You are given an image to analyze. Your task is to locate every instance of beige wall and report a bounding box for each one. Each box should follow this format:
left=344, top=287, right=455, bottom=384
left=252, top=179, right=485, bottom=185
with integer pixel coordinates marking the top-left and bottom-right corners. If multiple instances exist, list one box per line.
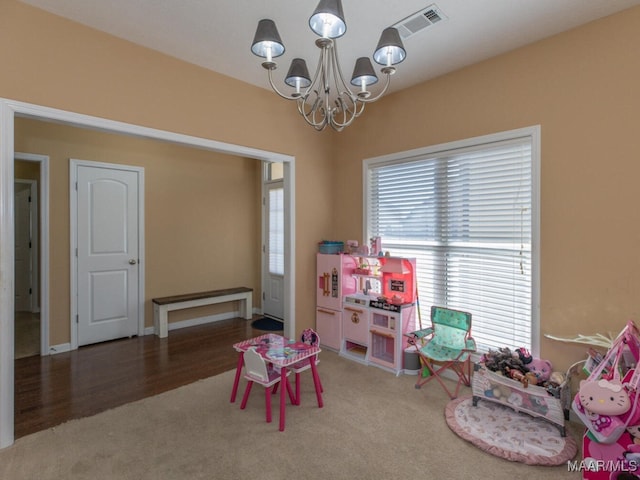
left=331, top=7, right=640, bottom=371
left=15, top=118, right=263, bottom=345
left=1, top=0, right=335, bottom=341
left=14, top=160, right=39, bottom=181
left=3, top=1, right=640, bottom=370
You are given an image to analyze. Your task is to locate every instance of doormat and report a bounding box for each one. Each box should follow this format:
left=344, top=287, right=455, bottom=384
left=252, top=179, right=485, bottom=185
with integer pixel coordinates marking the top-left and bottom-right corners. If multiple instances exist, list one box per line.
left=251, top=317, right=283, bottom=331
left=444, top=396, right=578, bottom=466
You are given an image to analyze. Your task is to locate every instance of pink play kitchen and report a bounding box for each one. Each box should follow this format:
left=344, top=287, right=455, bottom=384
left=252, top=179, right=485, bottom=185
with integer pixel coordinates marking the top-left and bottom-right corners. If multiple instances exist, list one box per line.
left=315, top=240, right=417, bottom=375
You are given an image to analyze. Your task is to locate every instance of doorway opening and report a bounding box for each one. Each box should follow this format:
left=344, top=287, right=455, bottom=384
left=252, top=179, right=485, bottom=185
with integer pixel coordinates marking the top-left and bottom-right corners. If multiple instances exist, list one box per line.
left=14, top=153, right=50, bottom=360
left=0, top=99, right=296, bottom=449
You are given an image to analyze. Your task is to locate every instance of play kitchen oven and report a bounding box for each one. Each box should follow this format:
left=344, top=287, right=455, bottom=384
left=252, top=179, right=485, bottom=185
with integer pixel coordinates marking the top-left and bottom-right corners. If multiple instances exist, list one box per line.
left=368, top=299, right=416, bottom=375
left=341, top=295, right=370, bottom=363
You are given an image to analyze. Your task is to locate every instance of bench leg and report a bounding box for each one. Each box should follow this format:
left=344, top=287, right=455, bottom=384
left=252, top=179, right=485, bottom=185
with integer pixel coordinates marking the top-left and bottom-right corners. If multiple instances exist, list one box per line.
left=153, top=304, right=169, bottom=338
left=242, top=292, right=253, bottom=320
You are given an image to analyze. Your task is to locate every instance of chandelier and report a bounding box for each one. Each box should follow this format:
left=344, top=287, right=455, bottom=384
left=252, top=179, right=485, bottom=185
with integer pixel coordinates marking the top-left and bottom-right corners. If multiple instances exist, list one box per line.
left=251, top=0, right=406, bottom=132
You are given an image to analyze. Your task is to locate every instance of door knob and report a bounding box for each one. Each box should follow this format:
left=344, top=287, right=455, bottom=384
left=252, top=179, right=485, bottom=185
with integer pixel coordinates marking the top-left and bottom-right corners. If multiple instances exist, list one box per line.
left=129, top=259, right=137, bottom=265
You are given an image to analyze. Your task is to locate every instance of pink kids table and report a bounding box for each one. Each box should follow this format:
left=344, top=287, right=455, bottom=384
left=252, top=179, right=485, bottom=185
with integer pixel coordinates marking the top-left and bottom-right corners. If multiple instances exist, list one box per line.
left=230, top=333, right=323, bottom=431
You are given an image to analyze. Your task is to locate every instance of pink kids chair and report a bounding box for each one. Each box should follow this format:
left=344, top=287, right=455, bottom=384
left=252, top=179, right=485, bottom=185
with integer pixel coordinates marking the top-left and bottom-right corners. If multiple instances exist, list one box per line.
left=287, top=328, right=323, bottom=406
left=239, top=347, right=291, bottom=423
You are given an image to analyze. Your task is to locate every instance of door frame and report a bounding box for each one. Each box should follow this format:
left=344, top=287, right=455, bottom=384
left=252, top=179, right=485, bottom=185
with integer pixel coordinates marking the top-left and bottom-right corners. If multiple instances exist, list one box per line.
left=0, top=98, right=296, bottom=449
left=70, top=159, right=145, bottom=350
left=14, top=153, right=50, bottom=358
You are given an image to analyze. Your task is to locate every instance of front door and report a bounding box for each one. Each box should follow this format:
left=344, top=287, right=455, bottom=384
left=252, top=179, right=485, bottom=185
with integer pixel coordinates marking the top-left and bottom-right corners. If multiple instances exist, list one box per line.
left=263, top=179, right=285, bottom=320
left=74, top=161, right=142, bottom=346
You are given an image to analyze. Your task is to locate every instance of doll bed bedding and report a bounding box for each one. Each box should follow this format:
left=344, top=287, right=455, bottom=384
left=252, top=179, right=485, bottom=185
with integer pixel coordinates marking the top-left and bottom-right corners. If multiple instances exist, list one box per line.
left=472, top=363, right=570, bottom=436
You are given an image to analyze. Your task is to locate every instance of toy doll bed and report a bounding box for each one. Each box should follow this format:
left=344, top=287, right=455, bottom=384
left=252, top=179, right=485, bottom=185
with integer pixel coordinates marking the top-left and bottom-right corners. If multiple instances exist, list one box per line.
left=471, top=363, right=570, bottom=436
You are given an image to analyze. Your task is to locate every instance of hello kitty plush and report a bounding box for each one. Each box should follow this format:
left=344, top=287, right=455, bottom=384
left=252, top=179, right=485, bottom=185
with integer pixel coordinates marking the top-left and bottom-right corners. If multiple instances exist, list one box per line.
left=573, top=378, right=632, bottom=443
left=579, top=379, right=631, bottom=416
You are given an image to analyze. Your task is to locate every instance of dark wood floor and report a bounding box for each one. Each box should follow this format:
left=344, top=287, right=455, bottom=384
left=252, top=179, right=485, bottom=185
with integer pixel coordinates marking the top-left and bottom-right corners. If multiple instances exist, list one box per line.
left=14, top=317, right=280, bottom=439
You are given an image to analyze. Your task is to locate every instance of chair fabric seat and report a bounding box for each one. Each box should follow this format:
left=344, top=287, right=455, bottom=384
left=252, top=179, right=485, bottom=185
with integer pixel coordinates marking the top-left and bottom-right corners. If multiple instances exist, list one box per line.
left=421, top=341, right=470, bottom=363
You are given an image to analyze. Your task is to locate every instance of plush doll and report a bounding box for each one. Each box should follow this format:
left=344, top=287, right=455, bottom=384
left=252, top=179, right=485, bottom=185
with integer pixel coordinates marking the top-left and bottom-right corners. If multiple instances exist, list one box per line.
left=482, top=347, right=529, bottom=377
left=527, top=358, right=553, bottom=383
left=548, top=371, right=566, bottom=388
left=515, top=347, right=532, bottom=365
left=509, top=368, right=538, bottom=387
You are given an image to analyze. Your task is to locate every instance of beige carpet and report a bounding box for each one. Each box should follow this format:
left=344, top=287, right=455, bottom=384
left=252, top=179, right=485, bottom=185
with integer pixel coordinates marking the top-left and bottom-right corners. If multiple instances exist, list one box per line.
left=0, top=351, right=581, bottom=479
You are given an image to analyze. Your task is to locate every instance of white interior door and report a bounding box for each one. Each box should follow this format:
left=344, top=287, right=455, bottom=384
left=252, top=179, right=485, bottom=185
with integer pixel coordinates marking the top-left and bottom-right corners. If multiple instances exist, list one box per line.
left=75, top=162, right=141, bottom=346
left=14, top=182, right=33, bottom=312
left=263, top=180, right=284, bottom=320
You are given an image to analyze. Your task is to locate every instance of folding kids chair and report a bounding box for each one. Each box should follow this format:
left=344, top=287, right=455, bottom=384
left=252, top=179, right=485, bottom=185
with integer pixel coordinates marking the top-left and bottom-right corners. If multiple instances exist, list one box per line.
left=239, top=347, right=293, bottom=423
left=407, top=306, right=476, bottom=399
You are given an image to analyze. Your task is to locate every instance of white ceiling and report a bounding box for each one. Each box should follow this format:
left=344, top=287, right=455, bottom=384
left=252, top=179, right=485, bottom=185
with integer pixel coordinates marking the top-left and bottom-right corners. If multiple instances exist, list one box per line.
left=20, top=0, right=640, bottom=95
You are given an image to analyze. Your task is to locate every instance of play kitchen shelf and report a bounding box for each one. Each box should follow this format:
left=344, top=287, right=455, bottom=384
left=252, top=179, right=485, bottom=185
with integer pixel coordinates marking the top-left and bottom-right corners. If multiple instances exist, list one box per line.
left=315, top=252, right=417, bottom=375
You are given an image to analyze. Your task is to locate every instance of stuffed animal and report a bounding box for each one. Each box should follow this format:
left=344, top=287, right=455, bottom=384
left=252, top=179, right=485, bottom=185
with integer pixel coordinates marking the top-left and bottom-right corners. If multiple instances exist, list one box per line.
left=515, top=347, right=532, bottom=365
left=527, top=358, right=553, bottom=383
left=578, top=378, right=631, bottom=416
left=548, top=371, right=566, bottom=387
left=482, top=347, right=529, bottom=377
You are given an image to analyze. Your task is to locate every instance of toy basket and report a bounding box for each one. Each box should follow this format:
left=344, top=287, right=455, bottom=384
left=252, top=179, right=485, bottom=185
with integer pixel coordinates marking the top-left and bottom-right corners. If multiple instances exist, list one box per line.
left=472, top=363, right=570, bottom=436
left=318, top=241, right=344, bottom=254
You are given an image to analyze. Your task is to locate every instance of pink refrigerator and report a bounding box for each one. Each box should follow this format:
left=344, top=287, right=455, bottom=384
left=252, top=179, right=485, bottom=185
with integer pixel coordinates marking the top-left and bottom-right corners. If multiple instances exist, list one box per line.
left=315, top=253, right=357, bottom=351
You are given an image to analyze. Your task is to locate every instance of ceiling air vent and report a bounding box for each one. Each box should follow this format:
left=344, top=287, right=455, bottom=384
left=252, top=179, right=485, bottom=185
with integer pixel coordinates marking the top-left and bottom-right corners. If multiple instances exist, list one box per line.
left=392, top=4, right=447, bottom=40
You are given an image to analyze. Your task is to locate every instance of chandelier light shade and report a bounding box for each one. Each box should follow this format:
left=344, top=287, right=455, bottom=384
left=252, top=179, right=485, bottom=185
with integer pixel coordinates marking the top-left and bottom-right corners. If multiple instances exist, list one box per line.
left=285, top=58, right=312, bottom=93
left=251, top=19, right=285, bottom=63
left=350, top=57, right=378, bottom=88
left=373, top=27, right=407, bottom=66
left=309, top=0, right=346, bottom=39
left=251, top=0, right=406, bottom=131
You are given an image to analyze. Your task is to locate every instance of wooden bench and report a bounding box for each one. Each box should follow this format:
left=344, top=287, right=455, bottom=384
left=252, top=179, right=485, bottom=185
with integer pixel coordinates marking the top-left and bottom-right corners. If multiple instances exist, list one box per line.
left=152, top=287, right=253, bottom=338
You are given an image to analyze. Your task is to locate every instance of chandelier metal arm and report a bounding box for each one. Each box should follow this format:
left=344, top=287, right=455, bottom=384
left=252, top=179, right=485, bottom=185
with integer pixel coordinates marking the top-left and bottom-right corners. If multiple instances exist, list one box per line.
left=265, top=68, right=300, bottom=101
left=293, top=44, right=336, bottom=131
left=329, top=40, right=356, bottom=101
left=298, top=93, right=328, bottom=131
left=356, top=71, right=393, bottom=103
left=251, top=2, right=406, bottom=131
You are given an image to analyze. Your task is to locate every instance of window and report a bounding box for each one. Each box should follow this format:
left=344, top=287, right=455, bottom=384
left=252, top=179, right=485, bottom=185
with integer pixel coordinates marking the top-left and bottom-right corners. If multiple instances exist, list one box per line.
left=264, top=162, right=285, bottom=276
left=365, top=127, right=539, bottom=353
left=268, top=185, right=284, bottom=276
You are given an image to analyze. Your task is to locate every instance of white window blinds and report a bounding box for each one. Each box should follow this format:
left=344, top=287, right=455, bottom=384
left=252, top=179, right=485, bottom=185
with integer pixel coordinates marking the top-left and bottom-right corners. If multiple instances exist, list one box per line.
left=366, top=133, right=536, bottom=352
left=268, top=186, right=284, bottom=275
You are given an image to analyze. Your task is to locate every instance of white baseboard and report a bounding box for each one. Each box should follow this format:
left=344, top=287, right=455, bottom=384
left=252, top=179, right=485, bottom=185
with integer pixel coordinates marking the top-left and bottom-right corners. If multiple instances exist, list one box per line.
left=48, top=343, right=72, bottom=355
left=143, top=309, right=254, bottom=336
left=49, top=310, right=255, bottom=354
